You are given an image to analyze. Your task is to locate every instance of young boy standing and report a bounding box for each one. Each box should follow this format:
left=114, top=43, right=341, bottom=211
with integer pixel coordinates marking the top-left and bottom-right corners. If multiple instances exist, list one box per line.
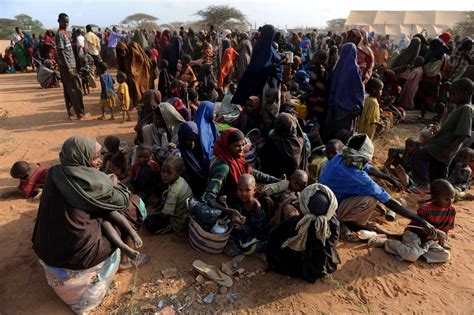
left=97, top=61, right=116, bottom=120
left=358, top=78, right=384, bottom=140
left=116, top=71, right=131, bottom=123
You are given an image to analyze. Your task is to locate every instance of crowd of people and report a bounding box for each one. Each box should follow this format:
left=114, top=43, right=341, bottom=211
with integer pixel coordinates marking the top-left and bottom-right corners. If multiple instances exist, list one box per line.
left=2, top=12, right=474, bottom=313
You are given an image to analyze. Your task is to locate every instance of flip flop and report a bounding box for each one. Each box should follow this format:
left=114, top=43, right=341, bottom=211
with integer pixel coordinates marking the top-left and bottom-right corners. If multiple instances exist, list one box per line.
left=192, top=260, right=233, bottom=288
left=367, top=235, right=388, bottom=248
left=340, top=224, right=360, bottom=243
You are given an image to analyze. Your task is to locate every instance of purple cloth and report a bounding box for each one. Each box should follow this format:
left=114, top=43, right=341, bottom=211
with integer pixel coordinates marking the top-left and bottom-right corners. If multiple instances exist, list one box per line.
left=107, top=31, right=125, bottom=48
left=328, top=42, right=365, bottom=120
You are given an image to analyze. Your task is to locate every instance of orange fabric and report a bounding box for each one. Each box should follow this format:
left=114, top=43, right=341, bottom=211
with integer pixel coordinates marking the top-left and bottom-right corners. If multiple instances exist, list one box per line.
left=218, top=47, right=239, bottom=87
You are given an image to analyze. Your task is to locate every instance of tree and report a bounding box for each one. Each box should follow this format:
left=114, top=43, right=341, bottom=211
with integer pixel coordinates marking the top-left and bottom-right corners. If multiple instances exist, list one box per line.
left=453, top=11, right=474, bottom=38
left=0, top=18, right=17, bottom=39
left=326, top=18, right=346, bottom=33
left=121, top=13, right=159, bottom=30
left=15, top=14, right=44, bottom=32
left=195, top=5, right=248, bottom=31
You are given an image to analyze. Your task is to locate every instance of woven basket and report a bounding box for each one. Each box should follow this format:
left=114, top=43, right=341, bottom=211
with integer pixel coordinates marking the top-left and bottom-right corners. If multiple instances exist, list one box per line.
left=188, top=216, right=232, bottom=254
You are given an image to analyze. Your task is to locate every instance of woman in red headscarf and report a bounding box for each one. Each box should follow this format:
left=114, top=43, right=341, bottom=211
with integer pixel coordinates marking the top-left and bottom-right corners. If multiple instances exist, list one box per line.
left=202, top=128, right=279, bottom=219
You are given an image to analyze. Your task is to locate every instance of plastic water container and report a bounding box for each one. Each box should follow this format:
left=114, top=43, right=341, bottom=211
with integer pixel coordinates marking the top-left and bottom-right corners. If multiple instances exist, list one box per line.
left=355, top=230, right=378, bottom=240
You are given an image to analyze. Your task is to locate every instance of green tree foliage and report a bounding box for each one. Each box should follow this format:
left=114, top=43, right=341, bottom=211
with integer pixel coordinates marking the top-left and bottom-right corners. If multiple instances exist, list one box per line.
left=195, top=5, right=248, bottom=31
left=453, top=11, right=474, bottom=38
left=0, top=18, right=18, bottom=39
left=121, top=13, right=159, bottom=30
left=14, top=14, right=44, bottom=34
left=326, top=18, right=346, bottom=33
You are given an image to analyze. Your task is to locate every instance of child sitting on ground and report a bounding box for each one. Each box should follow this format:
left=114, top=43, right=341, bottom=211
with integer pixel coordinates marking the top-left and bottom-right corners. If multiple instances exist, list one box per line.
left=116, top=71, right=131, bottom=123
left=228, top=174, right=267, bottom=254
left=358, top=78, right=384, bottom=140
left=383, top=179, right=455, bottom=263
left=144, top=156, right=193, bottom=234
left=203, top=80, right=219, bottom=102
left=105, top=151, right=129, bottom=182
left=309, top=139, right=344, bottom=181
left=4, top=161, right=49, bottom=199
left=448, top=147, right=473, bottom=199
left=167, top=80, right=191, bottom=121
left=384, top=137, right=420, bottom=189
left=260, top=170, right=309, bottom=226
left=98, top=61, right=116, bottom=120
left=127, top=144, right=160, bottom=202
left=176, top=54, right=197, bottom=88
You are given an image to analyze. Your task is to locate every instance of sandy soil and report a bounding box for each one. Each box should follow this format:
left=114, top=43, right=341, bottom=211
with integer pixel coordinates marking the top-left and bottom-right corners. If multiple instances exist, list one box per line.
left=0, top=72, right=473, bottom=314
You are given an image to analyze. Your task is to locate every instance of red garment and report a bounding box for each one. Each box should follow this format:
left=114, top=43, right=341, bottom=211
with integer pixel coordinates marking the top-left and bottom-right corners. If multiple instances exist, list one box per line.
left=151, top=48, right=159, bottom=62
left=439, top=32, right=451, bottom=46
left=407, top=202, right=456, bottom=240
left=19, top=164, right=48, bottom=198
left=213, top=128, right=252, bottom=185
left=218, top=47, right=238, bottom=87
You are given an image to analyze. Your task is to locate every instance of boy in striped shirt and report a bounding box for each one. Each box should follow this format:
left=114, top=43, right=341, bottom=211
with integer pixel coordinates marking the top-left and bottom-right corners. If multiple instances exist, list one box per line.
left=384, top=179, right=455, bottom=263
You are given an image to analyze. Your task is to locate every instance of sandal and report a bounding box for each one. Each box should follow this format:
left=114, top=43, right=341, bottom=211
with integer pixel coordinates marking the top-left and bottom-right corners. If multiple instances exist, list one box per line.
left=192, top=260, right=233, bottom=288
left=340, top=224, right=360, bottom=242
left=119, top=254, right=150, bottom=271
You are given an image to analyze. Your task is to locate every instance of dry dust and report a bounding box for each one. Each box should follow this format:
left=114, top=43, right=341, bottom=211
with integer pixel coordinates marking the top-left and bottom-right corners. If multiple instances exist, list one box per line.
left=0, top=72, right=472, bottom=314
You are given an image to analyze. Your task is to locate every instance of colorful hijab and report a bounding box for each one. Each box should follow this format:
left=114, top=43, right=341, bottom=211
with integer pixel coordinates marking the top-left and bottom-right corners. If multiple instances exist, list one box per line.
left=328, top=42, right=364, bottom=118
left=195, top=101, right=219, bottom=159
left=177, top=121, right=209, bottom=180
left=51, top=136, right=130, bottom=211
left=213, top=128, right=252, bottom=185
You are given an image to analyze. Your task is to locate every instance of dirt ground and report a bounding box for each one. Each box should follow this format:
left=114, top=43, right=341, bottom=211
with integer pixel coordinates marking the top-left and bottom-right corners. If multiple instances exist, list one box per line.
left=0, top=71, right=473, bottom=314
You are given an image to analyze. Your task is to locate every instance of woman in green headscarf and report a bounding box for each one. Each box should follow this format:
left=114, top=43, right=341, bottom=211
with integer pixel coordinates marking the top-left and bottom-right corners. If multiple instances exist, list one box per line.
left=32, top=136, right=145, bottom=314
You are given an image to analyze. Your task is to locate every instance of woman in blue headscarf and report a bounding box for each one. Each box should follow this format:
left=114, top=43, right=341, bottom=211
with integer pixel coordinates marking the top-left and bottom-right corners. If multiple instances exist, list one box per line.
left=325, top=42, right=365, bottom=140
left=232, top=24, right=282, bottom=105
left=177, top=121, right=209, bottom=198
left=194, top=101, right=219, bottom=159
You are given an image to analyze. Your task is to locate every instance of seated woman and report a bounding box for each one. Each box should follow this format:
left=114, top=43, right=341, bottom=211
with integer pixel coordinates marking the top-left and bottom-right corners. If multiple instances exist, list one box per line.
left=194, top=101, right=219, bottom=160
left=142, top=102, right=185, bottom=163
left=134, top=89, right=162, bottom=143
left=37, top=59, right=60, bottom=89
left=234, top=96, right=262, bottom=134
left=319, top=134, right=437, bottom=241
left=32, top=136, right=146, bottom=314
left=265, top=183, right=340, bottom=283
left=261, top=113, right=309, bottom=178
left=202, top=128, right=279, bottom=223
left=177, top=121, right=209, bottom=199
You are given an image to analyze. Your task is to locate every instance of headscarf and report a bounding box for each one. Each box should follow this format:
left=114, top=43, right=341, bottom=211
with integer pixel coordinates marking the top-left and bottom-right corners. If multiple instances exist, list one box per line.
left=232, top=24, right=282, bottom=105
left=160, top=29, right=171, bottom=49
left=50, top=136, right=130, bottom=212
left=142, top=89, right=162, bottom=110
left=116, top=41, right=152, bottom=103
left=328, top=42, right=364, bottom=118
left=219, top=43, right=239, bottom=87
left=413, top=33, right=429, bottom=57
left=383, top=69, right=400, bottom=98
left=439, top=32, right=452, bottom=46
left=213, top=128, right=252, bottom=185
left=177, top=121, right=209, bottom=180
left=270, top=113, right=307, bottom=171
left=164, top=36, right=183, bottom=75
left=342, top=134, right=374, bottom=170
left=390, top=37, right=421, bottom=75
left=195, top=101, right=219, bottom=159
left=157, top=102, right=185, bottom=142
left=281, top=183, right=338, bottom=251
left=424, top=38, right=448, bottom=64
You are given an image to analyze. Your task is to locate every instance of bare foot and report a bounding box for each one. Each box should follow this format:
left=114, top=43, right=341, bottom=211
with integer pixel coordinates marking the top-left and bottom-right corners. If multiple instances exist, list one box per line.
left=119, top=254, right=150, bottom=271
left=122, top=245, right=140, bottom=260
left=130, top=230, right=143, bottom=248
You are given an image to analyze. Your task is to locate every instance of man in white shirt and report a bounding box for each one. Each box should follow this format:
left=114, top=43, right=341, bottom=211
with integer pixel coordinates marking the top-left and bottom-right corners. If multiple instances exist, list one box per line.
left=84, top=24, right=102, bottom=68
left=11, top=27, right=23, bottom=45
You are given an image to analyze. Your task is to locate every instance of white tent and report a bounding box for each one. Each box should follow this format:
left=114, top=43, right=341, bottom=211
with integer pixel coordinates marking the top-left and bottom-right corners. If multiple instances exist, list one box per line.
left=345, top=10, right=466, bottom=37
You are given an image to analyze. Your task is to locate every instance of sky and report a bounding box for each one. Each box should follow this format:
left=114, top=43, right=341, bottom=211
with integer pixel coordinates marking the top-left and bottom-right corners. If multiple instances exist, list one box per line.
left=1, top=0, right=473, bottom=29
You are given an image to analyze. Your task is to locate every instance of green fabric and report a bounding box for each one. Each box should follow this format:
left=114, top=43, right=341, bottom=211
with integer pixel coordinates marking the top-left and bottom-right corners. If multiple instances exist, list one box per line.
left=51, top=136, right=130, bottom=212
left=424, top=104, right=473, bottom=165
left=14, top=41, right=28, bottom=68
